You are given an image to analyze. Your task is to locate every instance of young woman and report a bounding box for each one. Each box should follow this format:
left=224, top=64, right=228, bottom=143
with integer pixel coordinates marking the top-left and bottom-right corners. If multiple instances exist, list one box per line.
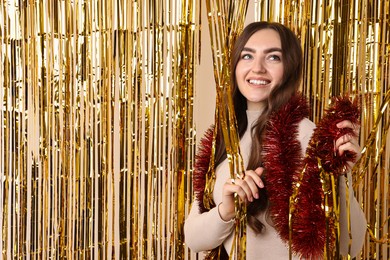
left=184, top=22, right=367, bottom=259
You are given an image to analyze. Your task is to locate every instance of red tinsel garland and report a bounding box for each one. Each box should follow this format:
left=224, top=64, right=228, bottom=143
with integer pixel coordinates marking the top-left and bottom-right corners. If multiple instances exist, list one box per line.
left=193, top=126, right=215, bottom=214
left=261, top=94, right=309, bottom=242
left=263, top=94, right=359, bottom=259
left=192, top=93, right=359, bottom=259
left=290, top=95, right=360, bottom=258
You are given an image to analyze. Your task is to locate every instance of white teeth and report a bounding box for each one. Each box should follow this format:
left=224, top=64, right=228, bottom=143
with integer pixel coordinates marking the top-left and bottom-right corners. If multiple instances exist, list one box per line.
left=248, top=79, right=269, bottom=85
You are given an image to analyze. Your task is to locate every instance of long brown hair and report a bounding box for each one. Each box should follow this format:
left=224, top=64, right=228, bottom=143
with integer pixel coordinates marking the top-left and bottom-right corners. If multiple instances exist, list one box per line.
left=214, top=21, right=303, bottom=233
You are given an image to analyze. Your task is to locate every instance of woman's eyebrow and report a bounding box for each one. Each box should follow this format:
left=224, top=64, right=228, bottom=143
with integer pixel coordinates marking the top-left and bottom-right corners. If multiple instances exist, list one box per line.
left=264, top=47, right=282, bottom=54
left=242, top=47, right=282, bottom=53
left=242, top=47, right=256, bottom=53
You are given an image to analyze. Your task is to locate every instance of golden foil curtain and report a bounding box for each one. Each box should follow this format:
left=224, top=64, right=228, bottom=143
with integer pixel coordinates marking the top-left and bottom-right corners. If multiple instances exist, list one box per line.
left=254, top=0, right=390, bottom=259
left=1, top=0, right=389, bottom=259
left=0, top=0, right=199, bottom=259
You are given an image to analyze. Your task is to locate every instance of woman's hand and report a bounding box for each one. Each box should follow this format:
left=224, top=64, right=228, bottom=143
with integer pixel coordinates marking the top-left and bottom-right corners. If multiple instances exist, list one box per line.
left=218, top=167, right=264, bottom=221
left=335, top=120, right=361, bottom=170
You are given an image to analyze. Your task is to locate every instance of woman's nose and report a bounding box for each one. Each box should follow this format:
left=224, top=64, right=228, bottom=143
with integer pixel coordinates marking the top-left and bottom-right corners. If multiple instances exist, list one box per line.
left=252, top=60, right=266, bottom=73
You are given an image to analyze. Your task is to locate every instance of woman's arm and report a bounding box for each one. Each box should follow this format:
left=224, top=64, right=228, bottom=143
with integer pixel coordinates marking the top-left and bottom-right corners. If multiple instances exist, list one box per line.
left=335, top=120, right=367, bottom=257
left=338, top=172, right=367, bottom=257
left=184, top=199, right=235, bottom=252
left=185, top=167, right=263, bottom=252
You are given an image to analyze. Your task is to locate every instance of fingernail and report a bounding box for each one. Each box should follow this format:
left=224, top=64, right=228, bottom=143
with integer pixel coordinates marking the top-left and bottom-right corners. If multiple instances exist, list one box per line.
left=254, top=193, right=259, bottom=199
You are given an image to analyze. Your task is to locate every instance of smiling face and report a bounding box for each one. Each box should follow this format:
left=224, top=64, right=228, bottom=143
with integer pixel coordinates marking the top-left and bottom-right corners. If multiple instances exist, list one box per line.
left=235, top=29, right=284, bottom=110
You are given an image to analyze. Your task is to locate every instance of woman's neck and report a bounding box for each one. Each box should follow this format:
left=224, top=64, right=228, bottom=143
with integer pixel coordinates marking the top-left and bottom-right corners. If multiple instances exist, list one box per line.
left=246, top=100, right=266, bottom=111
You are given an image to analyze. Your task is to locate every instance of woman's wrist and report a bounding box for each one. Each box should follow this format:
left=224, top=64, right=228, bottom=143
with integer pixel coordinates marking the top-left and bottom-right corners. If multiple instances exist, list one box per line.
left=218, top=202, right=235, bottom=222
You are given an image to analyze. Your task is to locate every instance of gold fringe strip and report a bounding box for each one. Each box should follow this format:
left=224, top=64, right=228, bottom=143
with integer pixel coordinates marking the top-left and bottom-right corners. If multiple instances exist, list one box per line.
left=204, top=1, right=249, bottom=259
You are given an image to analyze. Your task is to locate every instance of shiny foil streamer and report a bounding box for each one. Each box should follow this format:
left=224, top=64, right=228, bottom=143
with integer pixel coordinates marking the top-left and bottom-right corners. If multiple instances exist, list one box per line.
left=255, top=0, right=390, bottom=259
left=0, top=0, right=199, bottom=259
left=204, top=1, right=249, bottom=259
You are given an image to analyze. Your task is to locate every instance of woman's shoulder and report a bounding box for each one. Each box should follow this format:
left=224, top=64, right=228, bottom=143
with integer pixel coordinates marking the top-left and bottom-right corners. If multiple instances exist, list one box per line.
left=298, top=117, right=316, bottom=130
left=297, top=118, right=316, bottom=151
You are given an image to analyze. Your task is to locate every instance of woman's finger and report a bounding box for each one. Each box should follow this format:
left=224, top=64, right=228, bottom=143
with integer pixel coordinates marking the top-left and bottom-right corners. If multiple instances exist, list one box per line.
left=253, top=167, right=265, bottom=188
left=335, top=134, right=361, bottom=155
left=224, top=179, right=250, bottom=202
left=245, top=170, right=265, bottom=197
left=337, top=142, right=358, bottom=156
left=335, top=134, right=353, bottom=150
left=337, top=120, right=360, bottom=135
left=243, top=173, right=260, bottom=200
left=236, top=178, right=256, bottom=202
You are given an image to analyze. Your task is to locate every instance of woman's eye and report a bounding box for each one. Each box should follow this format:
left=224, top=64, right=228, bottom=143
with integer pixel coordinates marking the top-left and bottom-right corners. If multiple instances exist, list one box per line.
left=268, top=54, right=281, bottom=61
left=241, top=53, right=252, bottom=60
